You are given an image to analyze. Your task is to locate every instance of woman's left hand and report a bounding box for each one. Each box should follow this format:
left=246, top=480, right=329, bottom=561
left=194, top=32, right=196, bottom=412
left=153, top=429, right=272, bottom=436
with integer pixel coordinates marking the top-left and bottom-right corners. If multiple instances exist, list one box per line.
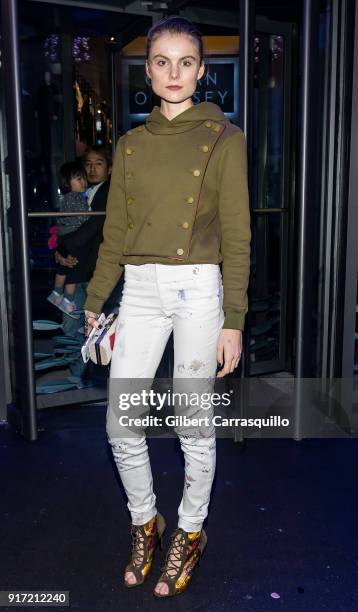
left=216, top=329, right=243, bottom=378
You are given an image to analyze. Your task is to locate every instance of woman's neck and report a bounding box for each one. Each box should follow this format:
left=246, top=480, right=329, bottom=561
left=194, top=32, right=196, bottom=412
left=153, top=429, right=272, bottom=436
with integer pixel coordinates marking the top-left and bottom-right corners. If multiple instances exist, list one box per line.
left=159, top=98, right=194, bottom=121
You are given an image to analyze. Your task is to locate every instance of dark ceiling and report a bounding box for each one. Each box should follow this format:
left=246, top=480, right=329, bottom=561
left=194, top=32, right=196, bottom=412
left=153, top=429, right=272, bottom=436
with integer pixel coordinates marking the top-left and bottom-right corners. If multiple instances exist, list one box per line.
left=17, top=0, right=328, bottom=39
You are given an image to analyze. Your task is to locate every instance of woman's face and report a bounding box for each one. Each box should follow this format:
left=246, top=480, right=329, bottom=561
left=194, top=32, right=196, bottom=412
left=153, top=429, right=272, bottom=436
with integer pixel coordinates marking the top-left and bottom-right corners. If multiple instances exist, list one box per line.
left=146, top=32, right=205, bottom=105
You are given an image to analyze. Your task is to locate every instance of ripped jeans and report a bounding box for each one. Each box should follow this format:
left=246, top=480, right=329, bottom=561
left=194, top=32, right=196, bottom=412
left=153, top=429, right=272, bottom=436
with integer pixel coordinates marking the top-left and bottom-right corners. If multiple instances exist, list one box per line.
left=107, top=263, right=225, bottom=532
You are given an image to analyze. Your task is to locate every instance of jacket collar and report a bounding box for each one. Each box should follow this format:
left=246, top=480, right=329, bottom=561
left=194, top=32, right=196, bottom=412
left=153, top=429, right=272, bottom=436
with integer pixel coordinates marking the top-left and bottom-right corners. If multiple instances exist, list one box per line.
left=145, top=101, right=227, bottom=135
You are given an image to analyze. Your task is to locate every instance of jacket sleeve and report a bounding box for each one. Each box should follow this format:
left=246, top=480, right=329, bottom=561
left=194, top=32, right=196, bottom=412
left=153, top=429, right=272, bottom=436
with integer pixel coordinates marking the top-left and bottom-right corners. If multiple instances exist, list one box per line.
left=84, top=138, right=128, bottom=313
left=58, top=215, right=105, bottom=256
left=217, top=129, right=251, bottom=331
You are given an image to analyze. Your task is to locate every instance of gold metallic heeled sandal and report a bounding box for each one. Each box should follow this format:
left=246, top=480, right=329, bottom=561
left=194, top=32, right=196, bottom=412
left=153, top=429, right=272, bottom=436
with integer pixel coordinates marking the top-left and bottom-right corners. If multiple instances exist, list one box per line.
left=153, top=527, right=207, bottom=597
left=124, top=511, right=166, bottom=588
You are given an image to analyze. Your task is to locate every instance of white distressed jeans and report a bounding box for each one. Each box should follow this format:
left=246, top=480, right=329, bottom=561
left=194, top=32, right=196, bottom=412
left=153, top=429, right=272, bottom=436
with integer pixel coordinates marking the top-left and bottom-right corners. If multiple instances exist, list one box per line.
left=107, top=263, right=225, bottom=532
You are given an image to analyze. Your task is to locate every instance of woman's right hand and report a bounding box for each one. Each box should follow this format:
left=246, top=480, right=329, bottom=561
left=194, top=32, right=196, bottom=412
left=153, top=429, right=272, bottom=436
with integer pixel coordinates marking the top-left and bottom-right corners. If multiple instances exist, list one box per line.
left=84, top=310, right=101, bottom=337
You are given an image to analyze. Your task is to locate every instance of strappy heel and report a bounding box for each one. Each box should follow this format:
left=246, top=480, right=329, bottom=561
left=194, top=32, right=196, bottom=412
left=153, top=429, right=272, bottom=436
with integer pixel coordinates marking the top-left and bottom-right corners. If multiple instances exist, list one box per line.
left=124, top=511, right=166, bottom=588
left=153, top=527, right=207, bottom=597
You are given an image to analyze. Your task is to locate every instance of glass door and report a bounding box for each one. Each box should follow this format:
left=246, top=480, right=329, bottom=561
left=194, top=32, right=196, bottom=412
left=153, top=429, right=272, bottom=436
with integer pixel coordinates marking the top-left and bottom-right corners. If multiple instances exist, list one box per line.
left=0, top=25, right=13, bottom=422
left=3, top=0, right=298, bottom=437
left=16, top=1, right=151, bottom=410
left=97, top=12, right=298, bottom=379
left=248, top=16, right=297, bottom=375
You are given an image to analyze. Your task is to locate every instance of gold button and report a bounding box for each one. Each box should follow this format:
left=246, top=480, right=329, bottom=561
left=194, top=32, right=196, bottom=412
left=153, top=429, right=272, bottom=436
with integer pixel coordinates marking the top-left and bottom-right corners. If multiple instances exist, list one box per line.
left=205, top=121, right=212, bottom=128
left=201, top=145, right=209, bottom=152
left=126, top=171, right=133, bottom=179
left=126, top=147, right=133, bottom=155
left=123, top=247, right=129, bottom=254
left=213, top=124, right=221, bottom=132
left=128, top=222, right=134, bottom=229
left=186, top=196, right=194, bottom=204
left=182, top=222, right=189, bottom=229
left=127, top=197, right=134, bottom=205
left=176, top=248, right=184, bottom=256
left=193, top=169, right=201, bottom=177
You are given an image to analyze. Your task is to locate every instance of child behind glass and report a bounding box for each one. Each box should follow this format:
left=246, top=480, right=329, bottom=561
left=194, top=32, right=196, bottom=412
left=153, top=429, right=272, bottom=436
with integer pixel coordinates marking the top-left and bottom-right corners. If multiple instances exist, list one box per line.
left=47, top=161, right=90, bottom=318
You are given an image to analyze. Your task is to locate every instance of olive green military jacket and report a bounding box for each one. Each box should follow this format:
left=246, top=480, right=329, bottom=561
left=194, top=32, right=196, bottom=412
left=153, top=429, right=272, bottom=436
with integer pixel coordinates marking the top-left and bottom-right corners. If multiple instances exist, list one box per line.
left=84, top=101, right=251, bottom=330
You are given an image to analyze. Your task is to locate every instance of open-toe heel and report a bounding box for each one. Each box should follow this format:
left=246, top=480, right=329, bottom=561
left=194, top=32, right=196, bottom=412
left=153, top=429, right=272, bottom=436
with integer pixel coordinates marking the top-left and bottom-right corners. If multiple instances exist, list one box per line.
left=153, top=527, right=207, bottom=597
left=124, top=511, right=166, bottom=588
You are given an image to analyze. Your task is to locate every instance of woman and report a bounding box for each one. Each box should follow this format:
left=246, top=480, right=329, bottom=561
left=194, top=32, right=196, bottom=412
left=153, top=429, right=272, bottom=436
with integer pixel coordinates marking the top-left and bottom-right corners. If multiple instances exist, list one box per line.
left=84, top=16, right=251, bottom=598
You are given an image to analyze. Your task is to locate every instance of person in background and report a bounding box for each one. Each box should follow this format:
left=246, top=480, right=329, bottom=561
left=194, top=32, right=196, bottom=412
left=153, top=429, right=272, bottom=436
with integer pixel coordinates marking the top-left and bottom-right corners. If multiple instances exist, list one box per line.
left=47, top=161, right=89, bottom=318
left=54, top=147, right=112, bottom=378
left=55, top=146, right=112, bottom=283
